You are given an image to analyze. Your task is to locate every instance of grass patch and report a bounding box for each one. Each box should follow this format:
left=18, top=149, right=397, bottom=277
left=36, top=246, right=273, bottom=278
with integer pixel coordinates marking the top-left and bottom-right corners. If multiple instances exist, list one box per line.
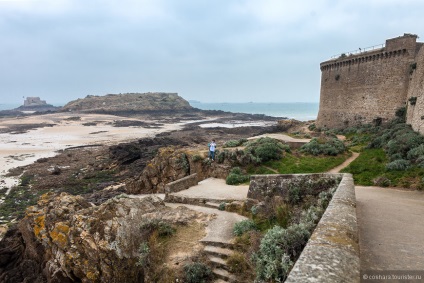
left=0, top=187, right=47, bottom=221
left=341, top=148, right=424, bottom=188
left=341, top=148, right=387, bottom=185
left=247, top=150, right=351, bottom=175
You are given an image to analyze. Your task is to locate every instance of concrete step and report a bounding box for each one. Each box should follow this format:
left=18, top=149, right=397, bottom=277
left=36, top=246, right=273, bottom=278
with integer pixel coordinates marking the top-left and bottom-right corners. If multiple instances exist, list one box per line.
left=204, top=245, right=234, bottom=259
left=200, top=240, right=234, bottom=249
left=208, top=255, right=228, bottom=270
left=213, top=268, right=237, bottom=282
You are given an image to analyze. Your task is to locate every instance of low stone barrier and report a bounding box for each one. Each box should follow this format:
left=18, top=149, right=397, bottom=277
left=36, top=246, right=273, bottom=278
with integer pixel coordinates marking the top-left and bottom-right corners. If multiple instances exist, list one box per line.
left=164, top=173, right=198, bottom=193
left=285, top=173, right=359, bottom=283
left=248, top=173, right=339, bottom=201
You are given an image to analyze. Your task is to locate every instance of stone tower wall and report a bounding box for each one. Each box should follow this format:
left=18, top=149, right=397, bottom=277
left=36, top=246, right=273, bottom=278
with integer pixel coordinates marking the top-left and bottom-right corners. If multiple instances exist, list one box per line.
left=406, top=45, right=424, bottom=133
left=316, top=34, right=420, bottom=129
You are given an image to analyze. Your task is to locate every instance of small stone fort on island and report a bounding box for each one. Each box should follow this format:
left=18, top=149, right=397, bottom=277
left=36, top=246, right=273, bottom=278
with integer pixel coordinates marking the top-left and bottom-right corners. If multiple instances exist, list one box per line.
left=23, top=97, right=47, bottom=107
left=316, top=33, right=424, bottom=134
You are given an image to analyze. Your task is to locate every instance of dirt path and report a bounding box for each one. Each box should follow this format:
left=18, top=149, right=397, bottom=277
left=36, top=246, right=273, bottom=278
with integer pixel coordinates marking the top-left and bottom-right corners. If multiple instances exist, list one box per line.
left=327, top=152, right=359, bottom=173
left=355, top=186, right=424, bottom=271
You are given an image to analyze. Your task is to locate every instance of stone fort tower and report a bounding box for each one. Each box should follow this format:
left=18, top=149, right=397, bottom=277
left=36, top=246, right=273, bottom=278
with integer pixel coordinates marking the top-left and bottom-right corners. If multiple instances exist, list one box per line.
left=316, top=33, right=424, bottom=134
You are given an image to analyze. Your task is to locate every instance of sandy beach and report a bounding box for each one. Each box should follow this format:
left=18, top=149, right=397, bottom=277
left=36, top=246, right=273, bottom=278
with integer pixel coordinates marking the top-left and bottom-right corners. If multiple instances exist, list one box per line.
left=0, top=112, right=196, bottom=194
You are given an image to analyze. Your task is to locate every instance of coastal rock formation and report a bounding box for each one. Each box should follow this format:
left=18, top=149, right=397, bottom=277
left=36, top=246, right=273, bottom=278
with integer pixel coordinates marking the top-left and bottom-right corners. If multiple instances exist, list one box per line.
left=13, top=97, right=59, bottom=112
left=0, top=193, right=207, bottom=283
left=126, top=147, right=230, bottom=194
left=62, top=92, right=193, bottom=112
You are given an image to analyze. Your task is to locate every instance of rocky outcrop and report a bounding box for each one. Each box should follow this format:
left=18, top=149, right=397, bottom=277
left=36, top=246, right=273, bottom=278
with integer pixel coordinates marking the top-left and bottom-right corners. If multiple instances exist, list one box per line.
left=62, top=93, right=192, bottom=113
left=0, top=193, right=207, bottom=283
left=8, top=97, right=60, bottom=112
left=126, top=147, right=230, bottom=194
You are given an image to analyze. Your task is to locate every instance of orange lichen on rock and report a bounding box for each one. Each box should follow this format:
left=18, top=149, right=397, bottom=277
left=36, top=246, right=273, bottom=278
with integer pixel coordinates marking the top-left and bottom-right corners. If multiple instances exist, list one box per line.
left=49, top=222, right=70, bottom=249
left=33, top=215, right=46, bottom=239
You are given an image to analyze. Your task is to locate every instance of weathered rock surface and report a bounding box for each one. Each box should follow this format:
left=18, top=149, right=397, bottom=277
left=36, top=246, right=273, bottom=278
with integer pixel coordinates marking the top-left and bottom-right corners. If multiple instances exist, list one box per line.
left=62, top=93, right=192, bottom=112
left=126, top=147, right=231, bottom=194
left=0, top=192, right=206, bottom=283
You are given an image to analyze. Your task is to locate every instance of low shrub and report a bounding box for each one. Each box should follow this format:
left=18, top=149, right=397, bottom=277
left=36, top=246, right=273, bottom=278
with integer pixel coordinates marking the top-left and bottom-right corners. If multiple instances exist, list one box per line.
left=183, top=262, right=213, bottom=283
left=275, top=203, right=291, bottom=228
left=233, top=219, right=257, bottom=236
left=288, top=186, right=301, bottom=205
left=137, top=242, right=150, bottom=267
left=386, top=159, right=410, bottom=171
left=227, top=252, right=250, bottom=274
left=218, top=202, right=226, bottom=211
left=244, top=137, right=289, bottom=162
left=140, top=219, right=176, bottom=237
left=300, top=138, right=346, bottom=156
left=223, top=138, right=248, bottom=148
left=372, top=176, right=391, bottom=187
left=191, top=154, right=202, bottom=162
left=407, top=144, right=424, bottom=161
left=252, top=223, right=311, bottom=282
left=226, top=167, right=250, bottom=185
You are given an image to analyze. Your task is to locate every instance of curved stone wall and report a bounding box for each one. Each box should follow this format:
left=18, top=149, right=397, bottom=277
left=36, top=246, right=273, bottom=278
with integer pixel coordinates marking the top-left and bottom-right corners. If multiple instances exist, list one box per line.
left=285, top=173, right=359, bottom=283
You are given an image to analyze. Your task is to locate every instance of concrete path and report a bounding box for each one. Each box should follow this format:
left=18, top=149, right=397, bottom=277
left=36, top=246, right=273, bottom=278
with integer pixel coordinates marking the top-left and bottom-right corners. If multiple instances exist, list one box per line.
left=166, top=202, right=247, bottom=246
left=328, top=152, right=360, bottom=173
left=247, top=133, right=310, bottom=143
left=356, top=186, right=424, bottom=270
left=171, top=177, right=248, bottom=201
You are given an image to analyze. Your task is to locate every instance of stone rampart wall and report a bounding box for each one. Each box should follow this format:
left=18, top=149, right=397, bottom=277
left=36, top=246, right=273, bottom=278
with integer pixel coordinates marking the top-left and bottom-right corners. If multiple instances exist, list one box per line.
left=316, top=34, right=422, bottom=129
left=248, top=173, right=359, bottom=282
left=406, top=46, right=424, bottom=134
left=285, top=173, right=359, bottom=282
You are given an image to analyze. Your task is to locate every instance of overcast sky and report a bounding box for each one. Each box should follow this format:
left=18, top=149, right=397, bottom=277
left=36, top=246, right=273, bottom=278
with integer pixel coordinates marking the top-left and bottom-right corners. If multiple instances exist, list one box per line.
left=1, top=0, right=424, bottom=105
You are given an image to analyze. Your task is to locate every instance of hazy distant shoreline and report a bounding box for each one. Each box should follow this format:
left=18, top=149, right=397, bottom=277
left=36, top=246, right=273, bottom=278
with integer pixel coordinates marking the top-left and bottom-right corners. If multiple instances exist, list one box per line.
left=0, top=101, right=319, bottom=121
left=190, top=102, right=318, bottom=121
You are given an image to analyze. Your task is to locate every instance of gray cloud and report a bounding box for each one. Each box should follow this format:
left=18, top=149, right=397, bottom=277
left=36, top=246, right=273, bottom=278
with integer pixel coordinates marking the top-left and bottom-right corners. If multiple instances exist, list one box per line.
left=1, top=0, right=424, bottom=105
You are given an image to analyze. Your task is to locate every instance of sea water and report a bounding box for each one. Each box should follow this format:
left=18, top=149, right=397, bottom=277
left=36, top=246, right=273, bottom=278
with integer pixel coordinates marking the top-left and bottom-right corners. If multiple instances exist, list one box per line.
left=190, top=102, right=319, bottom=121
left=0, top=104, right=20, bottom=111
left=0, top=102, right=320, bottom=121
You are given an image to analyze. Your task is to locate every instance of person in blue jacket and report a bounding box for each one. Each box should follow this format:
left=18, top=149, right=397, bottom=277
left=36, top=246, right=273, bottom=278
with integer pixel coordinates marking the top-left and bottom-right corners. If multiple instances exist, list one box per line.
left=208, top=139, right=216, bottom=161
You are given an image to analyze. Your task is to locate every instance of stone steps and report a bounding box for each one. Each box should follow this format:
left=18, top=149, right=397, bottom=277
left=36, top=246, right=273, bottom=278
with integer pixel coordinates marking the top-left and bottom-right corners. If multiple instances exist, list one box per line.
left=204, top=245, right=234, bottom=259
left=213, top=268, right=237, bottom=282
left=204, top=242, right=238, bottom=282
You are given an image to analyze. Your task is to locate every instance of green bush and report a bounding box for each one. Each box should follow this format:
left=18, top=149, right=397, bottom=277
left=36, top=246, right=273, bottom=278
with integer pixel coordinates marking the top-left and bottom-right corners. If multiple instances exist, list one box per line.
left=386, top=159, right=410, bottom=171
left=183, top=262, right=213, bottom=283
left=226, top=167, right=250, bottom=185
left=224, top=138, right=248, bottom=148
left=244, top=137, right=288, bottom=162
left=234, top=219, right=257, bottom=236
left=253, top=224, right=310, bottom=282
left=407, top=144, right=424, bottom=161
left=300, top=138, right=346, bottom=156
left=19, top=174, right=33, bottom=186
left=288, top=186, right=301, bottom=205
left=395, top=106, right=406, bottom=121
left=191, top=154, right=202, bottom=162
left=227, top=252, right=250, bottom=274
left=218, top=202, right=226, bottom=211
left=137, top=242, right=150, bottom=267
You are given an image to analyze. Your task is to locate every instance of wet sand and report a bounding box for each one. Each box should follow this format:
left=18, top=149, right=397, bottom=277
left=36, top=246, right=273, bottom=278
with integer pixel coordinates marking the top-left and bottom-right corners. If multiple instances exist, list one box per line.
left=0, top=113, right=188, bottom=192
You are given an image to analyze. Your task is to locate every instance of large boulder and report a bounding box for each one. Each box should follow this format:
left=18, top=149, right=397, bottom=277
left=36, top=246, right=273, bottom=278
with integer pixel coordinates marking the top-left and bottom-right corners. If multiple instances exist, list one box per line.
left=0, top=192, right=206, bottom=283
